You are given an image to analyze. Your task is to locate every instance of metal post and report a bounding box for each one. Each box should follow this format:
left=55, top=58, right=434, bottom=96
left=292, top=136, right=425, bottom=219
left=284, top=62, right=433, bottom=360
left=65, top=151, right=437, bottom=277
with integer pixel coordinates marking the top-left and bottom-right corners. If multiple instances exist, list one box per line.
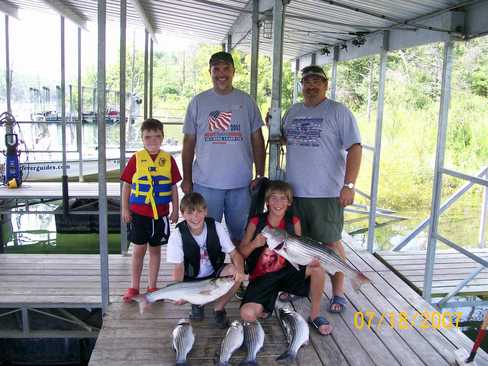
left=480, top=171, right=488, bottom=248
left=250, top=0, right=260, bottom=101
left=311, top=53, right=316, bottom=64
left=60, top=16, right=68, bottom=217
left=330, top=45, right=339, bottom=100
left=293, top=58, right=299, bottom=103
left=366, top=31, right=388, bottom=253
left=143, top=30, right=148, bottom=120
left=98, top=0, right=110, bottom=311
left=5, top=15, right=12, bottom=119
left=77, top=27, right=84, bottom=182
left=268, top=0, right=286, bottom=180
left=423, top=40, right=454, bottom=302
left=120, top=0, right=128, bottom=255
left=227, top=33, right=232, bottom=52
left=149, top=38, right=153, bottom=118
left=221, top=43, right=226, bottom=52
left=92, top=88, right=96, bottom=114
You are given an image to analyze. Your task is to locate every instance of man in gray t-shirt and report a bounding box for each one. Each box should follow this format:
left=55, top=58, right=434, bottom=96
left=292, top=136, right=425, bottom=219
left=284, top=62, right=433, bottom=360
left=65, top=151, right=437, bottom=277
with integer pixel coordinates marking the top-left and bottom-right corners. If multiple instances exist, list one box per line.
left=283, top=65, right=362, bottom=314
left=182, top=51, right=265, bottom=243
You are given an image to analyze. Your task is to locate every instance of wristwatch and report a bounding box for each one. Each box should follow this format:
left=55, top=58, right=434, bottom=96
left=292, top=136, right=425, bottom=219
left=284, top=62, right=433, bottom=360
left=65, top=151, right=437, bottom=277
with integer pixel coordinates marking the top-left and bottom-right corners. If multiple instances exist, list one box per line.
left=343, top=182, right=355, bottom=190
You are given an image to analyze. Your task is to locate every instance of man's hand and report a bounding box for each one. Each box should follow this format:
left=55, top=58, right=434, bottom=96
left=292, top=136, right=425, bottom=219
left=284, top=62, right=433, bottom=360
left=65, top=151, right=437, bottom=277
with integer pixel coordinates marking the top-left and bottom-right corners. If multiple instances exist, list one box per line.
left=122, top=207, right=132, bottom=224
left=250, top=176, right=264, bottom=190
left=169, top=209, right=179, bottom=224
left=339, top=186, right=355, bottom=207
left=181, top=179, right=192, bottom=195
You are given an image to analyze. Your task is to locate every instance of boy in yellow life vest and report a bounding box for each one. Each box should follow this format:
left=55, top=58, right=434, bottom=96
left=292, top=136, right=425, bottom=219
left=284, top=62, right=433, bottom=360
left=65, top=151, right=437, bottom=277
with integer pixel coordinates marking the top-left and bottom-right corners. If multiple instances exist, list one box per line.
left=121, top=119, right=182, bottom=303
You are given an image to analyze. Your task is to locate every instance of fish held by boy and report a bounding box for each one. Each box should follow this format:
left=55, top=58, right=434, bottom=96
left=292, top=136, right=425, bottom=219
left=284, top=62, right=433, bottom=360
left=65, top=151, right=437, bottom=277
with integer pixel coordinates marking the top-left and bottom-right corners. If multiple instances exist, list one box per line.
left=216, top=320, right=244, bottom=366
left=172, top=319, right=195, bottom=366
left=261, top=227, right=370, bottom=291
left=276, top=308, right=309, bottom=363
left=133, top=276, right=235, bottom=314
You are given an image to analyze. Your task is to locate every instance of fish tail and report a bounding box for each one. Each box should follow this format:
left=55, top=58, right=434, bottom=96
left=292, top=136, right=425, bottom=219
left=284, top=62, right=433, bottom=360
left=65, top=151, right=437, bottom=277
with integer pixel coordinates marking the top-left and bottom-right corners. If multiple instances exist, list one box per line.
left=276, top=351, right=297, bottom=362
left=132, top=294, right=149, bottom=315
left=351, top=272, right=370, bottom=291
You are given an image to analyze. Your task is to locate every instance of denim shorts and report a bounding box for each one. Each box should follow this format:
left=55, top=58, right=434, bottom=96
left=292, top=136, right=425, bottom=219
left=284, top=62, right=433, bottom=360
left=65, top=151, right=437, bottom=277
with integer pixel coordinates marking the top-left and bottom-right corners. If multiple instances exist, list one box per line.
left=193, top=183, right=250, bottom=242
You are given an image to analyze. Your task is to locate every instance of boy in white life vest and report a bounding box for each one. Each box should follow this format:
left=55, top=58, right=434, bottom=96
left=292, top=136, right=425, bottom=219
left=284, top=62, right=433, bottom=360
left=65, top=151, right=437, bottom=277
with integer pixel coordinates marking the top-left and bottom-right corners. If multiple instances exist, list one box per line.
left=121, top=118, right=181, bottom=303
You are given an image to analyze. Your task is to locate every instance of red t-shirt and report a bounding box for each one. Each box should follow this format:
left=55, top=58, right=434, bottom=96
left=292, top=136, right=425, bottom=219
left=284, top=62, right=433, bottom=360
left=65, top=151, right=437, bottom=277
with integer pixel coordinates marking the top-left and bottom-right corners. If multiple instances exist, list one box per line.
left=249, top=215, right=300, bottom=281
left=120, top=152, right=182, bottom=218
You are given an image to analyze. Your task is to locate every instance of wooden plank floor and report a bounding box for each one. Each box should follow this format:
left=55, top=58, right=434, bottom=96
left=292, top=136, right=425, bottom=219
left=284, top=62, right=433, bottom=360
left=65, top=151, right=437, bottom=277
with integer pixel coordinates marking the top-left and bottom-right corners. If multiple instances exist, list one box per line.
left=2, top=242, right=487, bottom=365
left=377, top=249, right=488, bottom=297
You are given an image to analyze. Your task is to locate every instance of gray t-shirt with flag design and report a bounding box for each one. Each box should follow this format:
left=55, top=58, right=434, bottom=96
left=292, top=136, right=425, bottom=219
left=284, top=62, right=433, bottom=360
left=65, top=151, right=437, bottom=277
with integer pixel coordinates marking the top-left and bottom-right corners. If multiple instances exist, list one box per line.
left=183, top=88, right=264, bottom=189
left=284, top=98, right=361, bottom=198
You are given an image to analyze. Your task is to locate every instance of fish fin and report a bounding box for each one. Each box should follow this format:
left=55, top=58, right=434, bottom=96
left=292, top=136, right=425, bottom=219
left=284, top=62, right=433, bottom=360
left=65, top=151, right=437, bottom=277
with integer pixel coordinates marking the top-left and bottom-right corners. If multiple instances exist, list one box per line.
left=351, top=272, right=371, bottom=291
left=276, top=351, right=297, bottom=363
left=132, top=294, right=149, bottom=315
left=289, top=261, right=300, bottom=271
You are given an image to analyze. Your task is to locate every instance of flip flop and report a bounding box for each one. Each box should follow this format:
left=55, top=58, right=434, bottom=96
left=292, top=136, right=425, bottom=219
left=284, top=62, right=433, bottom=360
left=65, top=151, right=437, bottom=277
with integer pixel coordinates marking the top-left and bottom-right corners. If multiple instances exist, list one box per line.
left=122, top=288, right=139, bottom=303
left=278, top=292, right=298, bottom=302
left=146, top=287, right=158, bottom=293
left=329, top=295, right=347, bottom=313
left=308, top=315, right=333, bottom=336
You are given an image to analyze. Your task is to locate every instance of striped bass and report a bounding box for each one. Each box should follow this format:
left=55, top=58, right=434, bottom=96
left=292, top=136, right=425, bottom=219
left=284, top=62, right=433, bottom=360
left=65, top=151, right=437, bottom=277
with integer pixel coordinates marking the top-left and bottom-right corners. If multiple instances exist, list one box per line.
left=134, top=276, right=235, bottom=314
left=172, top=319, right=195, bottom=366
left=240, top=320, right=265, bottom=366
left=261, top=226, right=370, bottom=291
left=216, top=320, right=244, bottom=366
left=277, top=308, right=309, bottom=362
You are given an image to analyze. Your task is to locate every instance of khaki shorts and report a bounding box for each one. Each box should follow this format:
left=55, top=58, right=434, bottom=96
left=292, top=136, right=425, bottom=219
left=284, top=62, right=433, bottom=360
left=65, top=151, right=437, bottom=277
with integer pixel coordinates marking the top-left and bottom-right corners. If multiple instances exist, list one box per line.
left=292, top=197, right=343, bottom=244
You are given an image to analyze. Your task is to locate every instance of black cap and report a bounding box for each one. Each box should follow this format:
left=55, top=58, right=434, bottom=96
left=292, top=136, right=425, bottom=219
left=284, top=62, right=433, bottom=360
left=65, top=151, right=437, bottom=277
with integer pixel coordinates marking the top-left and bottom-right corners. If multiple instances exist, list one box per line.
left=209, top=51, right=234, bottom=67
left=301, top=65, right=328, bottom=82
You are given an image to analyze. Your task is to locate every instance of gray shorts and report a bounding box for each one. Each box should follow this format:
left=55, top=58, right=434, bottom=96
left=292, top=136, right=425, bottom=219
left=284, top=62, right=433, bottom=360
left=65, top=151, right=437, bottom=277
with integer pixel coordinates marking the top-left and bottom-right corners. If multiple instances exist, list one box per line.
left=293, top=197, right=343, bottom=244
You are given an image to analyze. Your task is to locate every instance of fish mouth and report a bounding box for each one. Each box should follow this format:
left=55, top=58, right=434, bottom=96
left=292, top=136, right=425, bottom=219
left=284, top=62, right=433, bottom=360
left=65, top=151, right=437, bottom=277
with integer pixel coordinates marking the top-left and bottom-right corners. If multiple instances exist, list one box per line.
left=275, top=242, right=285, bottom=250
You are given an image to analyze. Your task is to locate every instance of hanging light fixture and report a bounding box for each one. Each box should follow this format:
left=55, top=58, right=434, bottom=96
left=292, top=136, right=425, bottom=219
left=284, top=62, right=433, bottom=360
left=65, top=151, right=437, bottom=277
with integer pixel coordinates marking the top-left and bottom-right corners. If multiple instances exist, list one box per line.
left=261, top=11, right=273, bottom=39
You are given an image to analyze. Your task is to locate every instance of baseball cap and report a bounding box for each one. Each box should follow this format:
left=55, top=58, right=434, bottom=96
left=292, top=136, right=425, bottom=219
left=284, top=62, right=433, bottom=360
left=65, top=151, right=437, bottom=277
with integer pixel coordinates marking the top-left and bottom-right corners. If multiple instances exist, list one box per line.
left=209, top=51, right=235, bottom=67
left=301, top=65, right=328, bottom=82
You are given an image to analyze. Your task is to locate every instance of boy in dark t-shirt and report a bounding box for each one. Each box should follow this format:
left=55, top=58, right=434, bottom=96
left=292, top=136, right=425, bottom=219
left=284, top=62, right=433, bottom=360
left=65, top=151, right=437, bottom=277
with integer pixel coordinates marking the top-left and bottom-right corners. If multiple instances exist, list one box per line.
left=238, top=181, right=333, bottom=336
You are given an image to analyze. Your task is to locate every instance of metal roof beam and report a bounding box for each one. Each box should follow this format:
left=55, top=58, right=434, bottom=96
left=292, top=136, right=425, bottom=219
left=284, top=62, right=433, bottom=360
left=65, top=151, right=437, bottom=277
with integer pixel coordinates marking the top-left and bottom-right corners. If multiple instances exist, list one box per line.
left=302, top=10, right=465, bottom=65
left=465, top=0, right=488, bottom=38
left=39, top=0, right=87, bottom=30
left=0, top=0, right=19, bottom=18
left=130, top=0, right=157, bottom=42
left=226, top=0, right=274, bottom=46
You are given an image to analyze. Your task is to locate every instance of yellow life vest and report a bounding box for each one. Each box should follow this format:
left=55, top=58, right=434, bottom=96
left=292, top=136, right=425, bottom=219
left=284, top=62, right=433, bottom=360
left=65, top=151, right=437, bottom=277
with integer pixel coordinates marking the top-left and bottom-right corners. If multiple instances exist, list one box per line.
left=130, top=149, right=172, bottom=219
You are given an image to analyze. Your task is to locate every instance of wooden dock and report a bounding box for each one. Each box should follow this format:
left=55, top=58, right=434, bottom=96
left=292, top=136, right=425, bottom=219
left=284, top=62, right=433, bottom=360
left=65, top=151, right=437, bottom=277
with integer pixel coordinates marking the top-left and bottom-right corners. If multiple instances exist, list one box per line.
left=377, top=249, right=488, bottom=297
left=2, top=242, right=488, bottom=365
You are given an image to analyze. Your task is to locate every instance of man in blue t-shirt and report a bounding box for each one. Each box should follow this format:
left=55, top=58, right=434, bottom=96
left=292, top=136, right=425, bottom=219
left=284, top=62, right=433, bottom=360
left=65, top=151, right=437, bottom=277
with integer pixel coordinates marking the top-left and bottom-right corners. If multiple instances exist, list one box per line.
left=182, top=51, right=265, bottom=245
left=283, top=65, right=363, bottom=314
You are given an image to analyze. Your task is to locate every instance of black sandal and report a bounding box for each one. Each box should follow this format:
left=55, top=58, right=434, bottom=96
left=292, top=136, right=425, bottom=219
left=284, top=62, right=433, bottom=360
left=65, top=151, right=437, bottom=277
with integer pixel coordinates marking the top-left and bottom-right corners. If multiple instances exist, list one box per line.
left=308, top=315, right=333, bottom=336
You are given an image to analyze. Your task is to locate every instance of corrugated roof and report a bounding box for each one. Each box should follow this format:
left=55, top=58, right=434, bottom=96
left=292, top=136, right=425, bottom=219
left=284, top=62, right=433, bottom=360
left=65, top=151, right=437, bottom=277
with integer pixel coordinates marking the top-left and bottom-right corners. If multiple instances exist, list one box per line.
left=3, top=0, right=484, bottom=58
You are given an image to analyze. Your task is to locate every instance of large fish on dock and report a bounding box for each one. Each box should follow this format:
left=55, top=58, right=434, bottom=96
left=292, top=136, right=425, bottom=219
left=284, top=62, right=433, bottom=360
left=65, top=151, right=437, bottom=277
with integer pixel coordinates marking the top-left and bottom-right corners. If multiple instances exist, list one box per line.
left=216, top=320, right=244, bottom=366
left=277, top=308, right=309, bottom=363
left=134, top=276, right=235, bottom=314
left=240, top=320, right=264, bottom=366
left=172, top=319, right=195, bottom=366
left=261, top=226, right=370, bottom=291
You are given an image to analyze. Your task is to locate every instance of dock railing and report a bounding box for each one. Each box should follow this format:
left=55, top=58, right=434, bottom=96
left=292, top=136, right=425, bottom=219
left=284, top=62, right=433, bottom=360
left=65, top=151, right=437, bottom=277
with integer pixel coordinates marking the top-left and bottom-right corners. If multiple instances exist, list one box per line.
left=391, top=166, right=488, bottom=308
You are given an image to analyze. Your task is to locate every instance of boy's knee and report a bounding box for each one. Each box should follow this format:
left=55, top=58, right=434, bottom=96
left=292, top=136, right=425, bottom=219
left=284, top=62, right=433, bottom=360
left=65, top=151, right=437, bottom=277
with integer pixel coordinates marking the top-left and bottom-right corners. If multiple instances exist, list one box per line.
left=240, top=304, right=259, bottom=322
left=309, top=265, right=325, bottom=278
